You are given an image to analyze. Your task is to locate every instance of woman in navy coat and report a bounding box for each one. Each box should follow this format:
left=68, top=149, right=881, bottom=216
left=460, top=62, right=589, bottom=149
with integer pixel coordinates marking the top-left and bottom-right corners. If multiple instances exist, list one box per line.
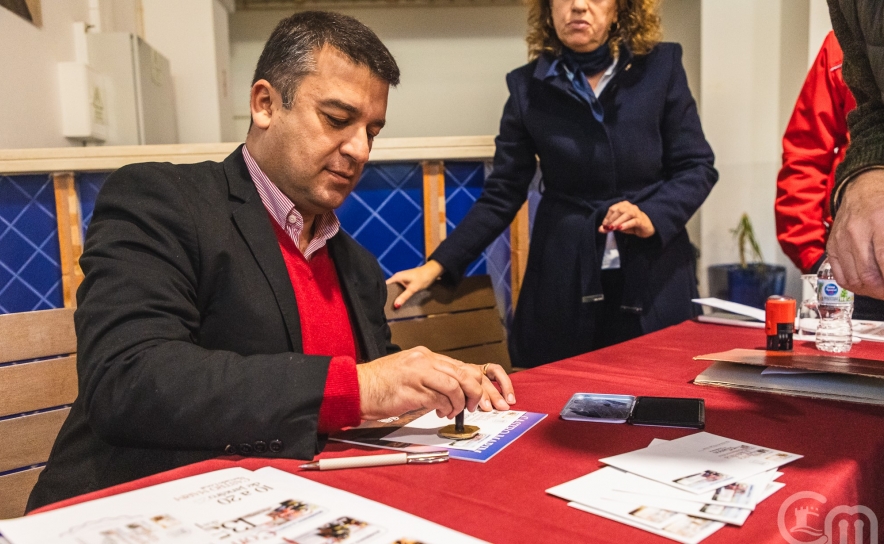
left=389, top=0, right=718, bottom=368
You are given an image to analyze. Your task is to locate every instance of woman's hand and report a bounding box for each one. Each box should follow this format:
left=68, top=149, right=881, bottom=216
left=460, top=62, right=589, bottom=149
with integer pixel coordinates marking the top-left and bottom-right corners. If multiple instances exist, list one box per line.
left=386, top=260, right=445, bottom=309
left=598, top=201, right=656, bottom=238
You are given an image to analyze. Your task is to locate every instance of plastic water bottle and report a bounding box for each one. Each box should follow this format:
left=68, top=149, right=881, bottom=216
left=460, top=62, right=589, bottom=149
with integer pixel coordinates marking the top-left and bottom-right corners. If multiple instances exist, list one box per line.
left=815, top=259, right=854, bottom=352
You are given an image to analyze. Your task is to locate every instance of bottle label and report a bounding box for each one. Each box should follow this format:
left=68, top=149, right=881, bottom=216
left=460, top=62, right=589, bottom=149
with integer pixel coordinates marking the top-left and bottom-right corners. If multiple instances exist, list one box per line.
left=817, top=279, right=854, bottom=304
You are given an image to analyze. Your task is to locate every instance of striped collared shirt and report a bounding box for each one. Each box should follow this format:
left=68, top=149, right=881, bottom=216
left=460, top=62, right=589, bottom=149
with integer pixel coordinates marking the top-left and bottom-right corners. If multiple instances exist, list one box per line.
left=242, top=145, right=341, bottom=260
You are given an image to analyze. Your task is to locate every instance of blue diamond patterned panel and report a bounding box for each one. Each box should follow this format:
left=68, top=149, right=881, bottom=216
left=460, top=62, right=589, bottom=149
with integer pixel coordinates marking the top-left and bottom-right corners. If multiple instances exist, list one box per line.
left=0, top=175, right=63, bottom=314
left=445, top=162, right=513, bottom=321
left=0, top=163, right=518, bottom=319
left=338, top=163, right=425, bottom=278
left=78, top=172, right=108, bottom=236
left=80, top=167, right=425, bottom=282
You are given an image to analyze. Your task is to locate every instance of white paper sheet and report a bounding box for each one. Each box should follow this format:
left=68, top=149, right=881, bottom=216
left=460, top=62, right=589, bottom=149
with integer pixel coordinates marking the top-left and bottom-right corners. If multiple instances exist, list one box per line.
left=0, top=467, right=485, bottom=544
left=608, top=479, right=785, bottom=524
left=567, top=500, right=724, bottom=544
left=609, top=469, right=781, bottom=510
left=565, top=480, right=786, bottom=544
left=693, top=298, right=884, bottom=341
left=798, top=319, right=883, bottom=342
left=695, top=314, right=764, bottom=329
left=599, top=432, right=801, bottom=494
left=547, top=467, right=779, bottom=524
left=384, top=410, right=526, bottom=452
left=692, top=298, right=766, bottom=321
left=853, top=321, right=884, bottom=341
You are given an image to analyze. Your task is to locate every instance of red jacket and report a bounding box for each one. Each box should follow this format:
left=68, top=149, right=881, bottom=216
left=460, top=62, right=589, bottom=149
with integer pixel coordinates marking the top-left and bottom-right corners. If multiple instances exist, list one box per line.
left=775, top=31, right=856, bottom=273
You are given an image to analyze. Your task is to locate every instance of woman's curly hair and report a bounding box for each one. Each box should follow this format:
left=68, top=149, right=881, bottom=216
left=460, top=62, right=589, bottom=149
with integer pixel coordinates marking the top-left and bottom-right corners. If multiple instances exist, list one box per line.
left=526, top=0, right=662, bottom=60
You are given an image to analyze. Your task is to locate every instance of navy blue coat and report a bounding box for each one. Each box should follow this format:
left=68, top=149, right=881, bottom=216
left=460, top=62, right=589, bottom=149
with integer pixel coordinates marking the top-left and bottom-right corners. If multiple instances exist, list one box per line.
left=431, top=43, right=718, bottom=368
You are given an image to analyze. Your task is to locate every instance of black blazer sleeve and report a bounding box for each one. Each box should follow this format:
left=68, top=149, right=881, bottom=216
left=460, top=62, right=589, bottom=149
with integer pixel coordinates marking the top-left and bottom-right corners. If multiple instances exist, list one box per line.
left=635, top=44, right=718, bottom=247
left=429, top=72, right=539, bottom=283
left=76, top=163, right=332, bottom=460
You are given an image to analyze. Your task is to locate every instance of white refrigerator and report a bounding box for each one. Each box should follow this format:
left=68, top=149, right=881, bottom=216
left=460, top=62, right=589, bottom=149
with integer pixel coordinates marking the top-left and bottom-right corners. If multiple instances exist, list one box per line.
left=87, top=32, right=179, bottom=145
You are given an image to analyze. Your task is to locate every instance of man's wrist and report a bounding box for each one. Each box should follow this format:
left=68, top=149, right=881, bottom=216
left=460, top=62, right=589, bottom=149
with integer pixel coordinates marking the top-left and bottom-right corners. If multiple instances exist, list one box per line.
left=834, top=166, right=884, bottom=212
left=317, top=356, right=361, bottom=433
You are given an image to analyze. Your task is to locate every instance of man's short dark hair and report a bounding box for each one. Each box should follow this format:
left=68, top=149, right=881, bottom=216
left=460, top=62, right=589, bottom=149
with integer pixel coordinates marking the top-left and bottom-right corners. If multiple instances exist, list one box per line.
left=252, top=11, right=400, bottom=108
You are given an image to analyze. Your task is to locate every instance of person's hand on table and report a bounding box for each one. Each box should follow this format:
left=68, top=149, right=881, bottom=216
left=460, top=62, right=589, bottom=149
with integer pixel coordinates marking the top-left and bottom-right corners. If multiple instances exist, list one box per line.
left=386, top=260, right=444, bottom=308
left=828, top=170, right=884, bottom=300
left=598, top=201, right=656, bottom=238
left=356, top=347, right=515, bottom=421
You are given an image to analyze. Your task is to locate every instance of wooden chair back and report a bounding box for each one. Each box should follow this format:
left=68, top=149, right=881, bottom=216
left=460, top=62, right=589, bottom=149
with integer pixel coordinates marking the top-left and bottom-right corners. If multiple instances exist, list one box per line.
left=0, top=308, right=78, bottom=519
left=384, top=275, right=512, bottom=373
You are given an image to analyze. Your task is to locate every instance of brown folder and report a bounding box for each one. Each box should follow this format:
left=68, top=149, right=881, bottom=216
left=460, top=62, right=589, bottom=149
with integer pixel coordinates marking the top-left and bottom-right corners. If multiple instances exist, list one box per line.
left=693, top=348, right=884, bottom=380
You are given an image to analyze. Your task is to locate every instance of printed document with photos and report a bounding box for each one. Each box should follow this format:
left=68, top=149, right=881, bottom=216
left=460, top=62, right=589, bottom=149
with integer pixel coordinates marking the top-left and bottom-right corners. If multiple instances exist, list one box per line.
left=565, top=476, right=786, bottom=544
left=599, top=432, right=801, bottom=494
left=547, top=467, right=784, bottom=527
left=331, top=409, right=546, bottom=462
left=383, top=410, right=528, bottom=451
left=623, top=439, right=779, bottom=510
left=548, top=438, right=792, bottom=543
left=0, top=467, right=485, bottom=544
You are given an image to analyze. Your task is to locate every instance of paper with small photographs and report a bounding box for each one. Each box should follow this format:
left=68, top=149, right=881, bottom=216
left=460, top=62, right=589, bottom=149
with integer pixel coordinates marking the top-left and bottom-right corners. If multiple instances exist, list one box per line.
left=0, top=467, right=485, bottom=544
left=599, top=432, right=801, bottom=494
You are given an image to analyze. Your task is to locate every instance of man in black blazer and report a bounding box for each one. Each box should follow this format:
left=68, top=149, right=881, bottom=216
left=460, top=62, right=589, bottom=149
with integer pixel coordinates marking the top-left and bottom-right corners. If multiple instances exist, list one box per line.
left=28, top=11, right=514, bottom=511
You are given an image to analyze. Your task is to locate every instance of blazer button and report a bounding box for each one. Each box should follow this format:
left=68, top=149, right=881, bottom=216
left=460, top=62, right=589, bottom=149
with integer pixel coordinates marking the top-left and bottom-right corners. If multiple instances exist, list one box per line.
left=224, top=444, right=237, bottom=455
left=269, top=439, right=283, bottom=453
left=238, top=443, right=254, bottom=455
left=254, top=440, right=268, bottom=454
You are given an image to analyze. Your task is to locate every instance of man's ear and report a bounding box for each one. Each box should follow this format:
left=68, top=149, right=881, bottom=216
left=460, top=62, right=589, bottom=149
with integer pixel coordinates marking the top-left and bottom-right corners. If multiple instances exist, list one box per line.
left=250, top=79, right=276, bottom=130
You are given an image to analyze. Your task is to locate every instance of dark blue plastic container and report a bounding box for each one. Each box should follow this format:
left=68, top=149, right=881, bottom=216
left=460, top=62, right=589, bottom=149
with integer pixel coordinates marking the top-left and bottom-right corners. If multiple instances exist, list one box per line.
left=723, top=264, right=787, bottom=309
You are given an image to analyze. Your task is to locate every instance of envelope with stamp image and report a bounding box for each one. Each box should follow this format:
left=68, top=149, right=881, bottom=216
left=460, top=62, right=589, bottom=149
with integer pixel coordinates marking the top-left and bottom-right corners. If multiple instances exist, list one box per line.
left=547, top=466, right=783, bottom=527
left=603, top=479, right=786, bottom=526
left=608, top=468, right=783, bottom=511
left=548, top=468, right=725, bottom=544
left=567, top=499, right=724, bottom=544
left=599, top=432, right=801, bottom=494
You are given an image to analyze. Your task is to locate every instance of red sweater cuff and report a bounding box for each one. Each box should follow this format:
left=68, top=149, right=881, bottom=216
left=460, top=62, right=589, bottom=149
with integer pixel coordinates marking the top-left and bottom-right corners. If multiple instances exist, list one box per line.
left=317, top=356, right=361, bottom=433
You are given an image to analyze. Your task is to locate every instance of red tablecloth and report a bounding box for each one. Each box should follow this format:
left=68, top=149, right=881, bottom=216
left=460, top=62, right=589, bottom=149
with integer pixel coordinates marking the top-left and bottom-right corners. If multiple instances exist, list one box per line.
left=34, top=321, right=884, bottom=543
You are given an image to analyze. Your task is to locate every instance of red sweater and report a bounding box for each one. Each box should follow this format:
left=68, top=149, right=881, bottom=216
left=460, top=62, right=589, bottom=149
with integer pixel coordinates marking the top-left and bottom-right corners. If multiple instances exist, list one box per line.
left=776, top=31, right=856, bottom=273
left=271, top=221, right=361, bottom=433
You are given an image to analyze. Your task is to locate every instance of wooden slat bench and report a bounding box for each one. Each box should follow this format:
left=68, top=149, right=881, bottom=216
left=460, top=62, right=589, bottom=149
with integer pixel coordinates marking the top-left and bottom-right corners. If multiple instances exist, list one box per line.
left=0, top=279, right=509, bottom=517
left=0, top=308, right=78, bottom=519
left=384, top=275, right=512, bottom=373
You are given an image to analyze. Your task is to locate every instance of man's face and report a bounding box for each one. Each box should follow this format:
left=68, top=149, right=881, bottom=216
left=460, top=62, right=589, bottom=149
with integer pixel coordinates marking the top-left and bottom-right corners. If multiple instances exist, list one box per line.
left=252, top=46, right=389, bottom=217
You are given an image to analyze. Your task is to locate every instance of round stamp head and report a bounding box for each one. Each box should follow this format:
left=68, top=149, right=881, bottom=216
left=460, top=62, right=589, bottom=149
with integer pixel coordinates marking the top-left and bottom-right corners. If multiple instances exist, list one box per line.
left=438, top=424, right=480, bottom=440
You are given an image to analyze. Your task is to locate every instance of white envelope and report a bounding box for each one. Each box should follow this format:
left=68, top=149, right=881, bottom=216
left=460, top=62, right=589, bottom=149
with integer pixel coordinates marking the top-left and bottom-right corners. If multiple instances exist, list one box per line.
left=599, top=432, right=801, bottom=494
left=567, top=500, right=724, bottom=544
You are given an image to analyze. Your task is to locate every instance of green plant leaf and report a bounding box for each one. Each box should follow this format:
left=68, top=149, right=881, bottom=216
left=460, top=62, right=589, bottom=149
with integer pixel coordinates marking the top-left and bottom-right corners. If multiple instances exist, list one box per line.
left=730, top=213, right=764, bottom=268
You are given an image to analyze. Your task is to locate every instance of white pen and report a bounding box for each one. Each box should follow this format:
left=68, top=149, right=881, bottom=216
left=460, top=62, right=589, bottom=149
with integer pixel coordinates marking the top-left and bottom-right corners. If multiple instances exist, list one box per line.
left=299, top=451, right=449, bottom=471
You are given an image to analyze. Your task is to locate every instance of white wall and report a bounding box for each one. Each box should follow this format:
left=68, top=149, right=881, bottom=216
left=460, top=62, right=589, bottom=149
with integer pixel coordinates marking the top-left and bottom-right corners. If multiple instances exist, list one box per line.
left=659, top=0, right=703, bottom=257
left=809, top=0, right=833, bottom=67
left=0, top=0, right=91, bottom=149
left=660, top=0, right=701, bottom=101
left=229, top=6, right=528, bottom=140
left=142, top=0, right=236, bottom=143
left=0, top=0, right=235, bottom=149
left=698, top=0, right=812, bottom=299
left=91, top=0, right=141, bottom=36
left=213, top=0, right=236, bottom=141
